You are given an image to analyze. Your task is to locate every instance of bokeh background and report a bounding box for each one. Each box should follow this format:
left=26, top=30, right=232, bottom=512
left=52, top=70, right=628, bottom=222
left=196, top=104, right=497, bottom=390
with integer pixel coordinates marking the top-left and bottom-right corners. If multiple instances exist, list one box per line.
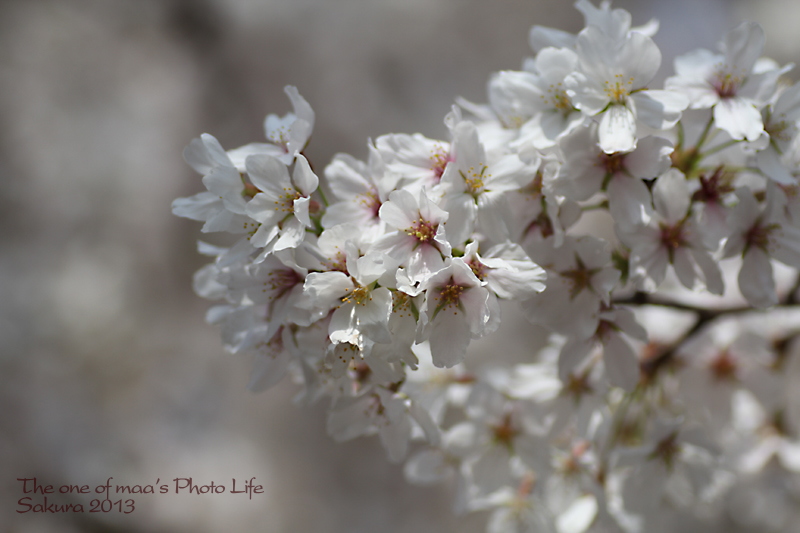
left=2, top=0, right=799, bottom=531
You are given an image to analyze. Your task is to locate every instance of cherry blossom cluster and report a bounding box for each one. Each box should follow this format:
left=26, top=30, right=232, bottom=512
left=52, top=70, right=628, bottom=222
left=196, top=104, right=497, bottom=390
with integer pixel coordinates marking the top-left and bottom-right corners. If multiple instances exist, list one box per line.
left=173, top=1, right=800, bottom=531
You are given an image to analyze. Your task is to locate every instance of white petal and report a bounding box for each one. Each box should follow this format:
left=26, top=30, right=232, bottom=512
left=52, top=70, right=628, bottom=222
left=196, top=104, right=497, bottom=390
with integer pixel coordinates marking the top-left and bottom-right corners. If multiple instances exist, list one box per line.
left=713, top=97, right=764, bottom=141
left=428, top=310, right=471, bottom=368
left=246, top=153, right=293, bottom=196
left=404, top=449, right=450, bottom=484
left=738, top=248, right=777, bottom=308
left=723, top=22, right=765, bottom=75
left=356, top=287, right=393, bottom=344
left=653, top=168, right=690, bottom=223
left=292, top=153, right=319, bottom=195
left=598, top=105, right=637, bottom=154
left=603, top=331, right=640, bottom=391
left=247, top=345, right=292, bottom=392
left=631, top=90, right=689, bottom=130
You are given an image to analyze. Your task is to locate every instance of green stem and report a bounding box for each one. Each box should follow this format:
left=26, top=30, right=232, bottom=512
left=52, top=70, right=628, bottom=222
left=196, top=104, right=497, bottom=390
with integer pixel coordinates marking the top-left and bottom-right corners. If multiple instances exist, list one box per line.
left=694, top=112, right=715, bottom=152
left=700, top=139, right=742, bottom=158
left=316, top=185, right=329, bottom=207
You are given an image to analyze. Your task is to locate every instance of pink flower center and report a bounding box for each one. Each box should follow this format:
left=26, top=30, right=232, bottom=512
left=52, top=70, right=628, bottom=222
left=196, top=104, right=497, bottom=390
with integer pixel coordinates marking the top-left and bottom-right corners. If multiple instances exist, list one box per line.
left=430, top=145, right=452, bottom=181
left=264, top=268, right=302, bottom=300
left=711, top=67, right=744, bottom=98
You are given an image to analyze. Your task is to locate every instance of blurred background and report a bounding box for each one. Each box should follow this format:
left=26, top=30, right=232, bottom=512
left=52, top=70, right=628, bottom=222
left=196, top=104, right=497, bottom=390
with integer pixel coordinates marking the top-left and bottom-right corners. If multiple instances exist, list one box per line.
left=2, top=0, right=799, bottom=531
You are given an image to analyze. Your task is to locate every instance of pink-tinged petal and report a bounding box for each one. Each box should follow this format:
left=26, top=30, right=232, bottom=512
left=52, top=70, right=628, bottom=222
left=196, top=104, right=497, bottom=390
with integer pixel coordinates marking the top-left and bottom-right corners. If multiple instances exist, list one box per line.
left=355, top=287, right=393, bottom=344
left=292, top=153, right=319, bottom=195
left=738, top=248, right=777, bottom=308
left=246, top=153, right=292, bottom=196
left=428, top=310, right=471, bottom=368
left=631, top=90, right=688, bottom=130
left=598, top=104, right=637, bottom=154
left=713, top=98, right=764, bottom=141
left=603, top=331, right=640, bottom=391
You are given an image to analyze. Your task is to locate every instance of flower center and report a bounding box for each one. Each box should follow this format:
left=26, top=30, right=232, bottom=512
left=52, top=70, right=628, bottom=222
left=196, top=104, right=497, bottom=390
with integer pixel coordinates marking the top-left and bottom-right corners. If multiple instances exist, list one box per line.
left=649, top=432, right=680, bottom=469
left=709, top=350, right=737, bottom=381
left=540, top=83, right=572, bottom=112
left=341, top=283, right=371, bottom=306
left=603, top=74, right=634, bottom=103
left=360, top=189, right=382, bottom=218
left=599, top=152, right=627, bottom=175
left=430, top=145, right=452, bottom=181
left=745, top=221, right=776, bottom=251
left=711, top=66, right=744, bottom=98
left=275, top=187, right=301, bottom=212
left=438, top=283, right=464, bottom=307
left=434, top=278, right=466, bottom=316
left=460, top=165, right=489, bottom=196
left=491, top=413, right=519, bottom=449
left=468, top=258, right=486, bottom=280
left=405, top=218, right=438, bottom=243
left=660, top=223, right=685, bottom=256
left=264, top=268, right=302, bottom=299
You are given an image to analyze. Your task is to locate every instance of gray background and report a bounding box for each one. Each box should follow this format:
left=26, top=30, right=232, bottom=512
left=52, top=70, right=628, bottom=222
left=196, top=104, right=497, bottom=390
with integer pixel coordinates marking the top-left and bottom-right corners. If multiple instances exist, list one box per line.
left=2, top=0, right=798, bottom=531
